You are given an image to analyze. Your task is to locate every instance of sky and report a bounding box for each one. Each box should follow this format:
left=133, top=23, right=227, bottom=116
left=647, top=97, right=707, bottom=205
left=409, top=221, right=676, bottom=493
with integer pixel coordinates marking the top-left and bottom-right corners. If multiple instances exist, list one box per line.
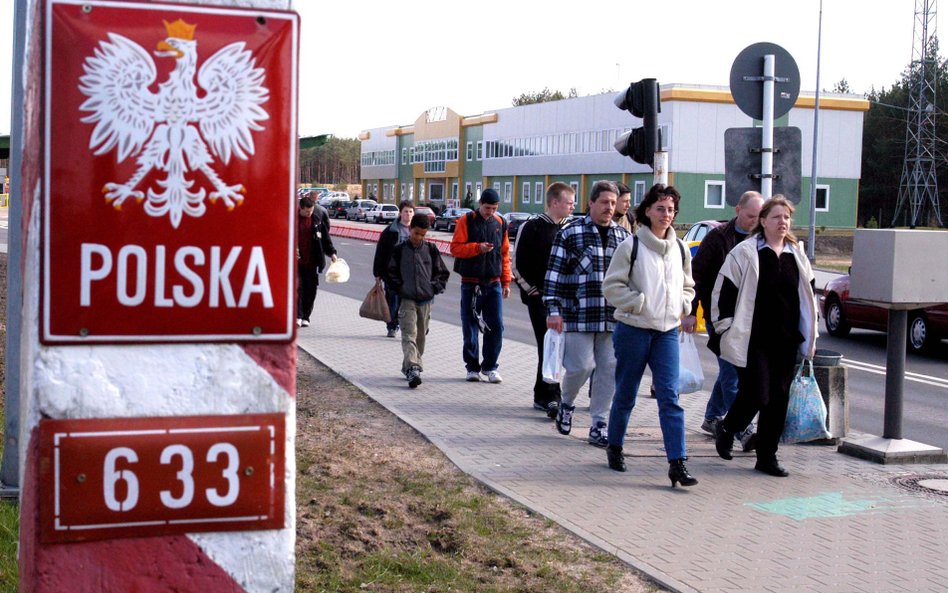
left=0, top=0, right=944, bottom=138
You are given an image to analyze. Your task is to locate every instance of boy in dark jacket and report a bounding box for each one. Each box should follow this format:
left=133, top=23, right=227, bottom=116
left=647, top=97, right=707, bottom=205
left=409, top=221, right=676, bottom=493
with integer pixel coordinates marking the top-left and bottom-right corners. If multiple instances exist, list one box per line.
left=386, top=213, right=450, bottom=388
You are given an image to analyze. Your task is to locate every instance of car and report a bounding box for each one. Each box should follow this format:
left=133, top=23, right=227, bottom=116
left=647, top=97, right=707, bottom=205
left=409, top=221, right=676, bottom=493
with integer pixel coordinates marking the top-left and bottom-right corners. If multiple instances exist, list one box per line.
left=820, top=274, right=948, bottom=353
left=433, top=207, right=473, bottom=232
left=414, top=206, right=437, bottom=227
left=365, top=203, right=399, bottom=224
left=682, top=220, right=727, bottom=333
left=682, top=219, right=727, bottom=256
left=317, top=195, right=335, bottom=208
left=327, top=199, right=351, bottom=219
left=346, top=199, right=377, bottom=221
left=504, top=212, right=533, bottom=239
left=325, top=191, right=350, bottom=201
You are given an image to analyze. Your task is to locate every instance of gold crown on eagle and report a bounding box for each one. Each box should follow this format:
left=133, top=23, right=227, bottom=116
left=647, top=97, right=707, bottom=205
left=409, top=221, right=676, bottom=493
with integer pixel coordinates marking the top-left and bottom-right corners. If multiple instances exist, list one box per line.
left=163, top=19, right=196, bottom=40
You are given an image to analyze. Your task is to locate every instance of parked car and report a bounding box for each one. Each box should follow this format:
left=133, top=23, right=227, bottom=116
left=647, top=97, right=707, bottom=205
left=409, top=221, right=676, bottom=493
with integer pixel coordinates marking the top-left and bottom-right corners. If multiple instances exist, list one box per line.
left=365, top=203, right=399, bottom=224
left=327, top=199, right=351, bottom=218
left=820, top=274, right=948, bottom=353
left=682, top=219, right=727, bottom=256
left=325, top=191, right=349, bottom=201
left=682, top=219, right=727, bottom=333
left=433, top=207, right=473, bottom=232
left=346, top=199, right=377, bottom=221
left=504, top=212, right=533, bottom=239
left=414, top=206, right=437, bottom=227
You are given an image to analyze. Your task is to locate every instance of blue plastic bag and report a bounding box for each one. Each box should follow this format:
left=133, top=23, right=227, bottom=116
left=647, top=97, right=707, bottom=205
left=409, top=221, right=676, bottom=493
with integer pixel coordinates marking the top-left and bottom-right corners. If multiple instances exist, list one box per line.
left=781, top=359, right=831, bottom=444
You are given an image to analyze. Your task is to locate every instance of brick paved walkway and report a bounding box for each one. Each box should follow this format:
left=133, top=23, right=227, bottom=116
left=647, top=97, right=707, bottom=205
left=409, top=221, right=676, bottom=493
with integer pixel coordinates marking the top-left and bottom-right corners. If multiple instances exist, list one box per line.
left=298, top=280, right=948, bottom=593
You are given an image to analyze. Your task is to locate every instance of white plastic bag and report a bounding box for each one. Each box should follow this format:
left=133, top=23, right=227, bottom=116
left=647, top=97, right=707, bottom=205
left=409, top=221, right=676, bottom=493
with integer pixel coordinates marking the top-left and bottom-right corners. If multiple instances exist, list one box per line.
left=677, top=332, right=704, bottom=394
left=541, top=329, right=565, bottom=384
left=324, top=258, right=349, bottom=283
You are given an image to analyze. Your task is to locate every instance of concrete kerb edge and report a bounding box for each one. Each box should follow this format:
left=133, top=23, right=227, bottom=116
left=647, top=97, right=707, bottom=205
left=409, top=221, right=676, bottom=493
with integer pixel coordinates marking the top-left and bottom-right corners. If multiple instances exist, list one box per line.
left=306, top=351, right=697, bottom=593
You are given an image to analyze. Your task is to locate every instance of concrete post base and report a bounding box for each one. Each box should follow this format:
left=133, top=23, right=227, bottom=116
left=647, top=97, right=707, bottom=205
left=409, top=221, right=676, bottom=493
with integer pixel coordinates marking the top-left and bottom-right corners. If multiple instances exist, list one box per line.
left=838, top=435, right=948, bottom=465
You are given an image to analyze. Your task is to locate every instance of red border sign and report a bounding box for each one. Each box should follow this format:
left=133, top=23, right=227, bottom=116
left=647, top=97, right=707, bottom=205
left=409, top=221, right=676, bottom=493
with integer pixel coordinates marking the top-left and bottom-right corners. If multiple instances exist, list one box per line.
left=38, top=413, right=286, bottom=543
left=43, top=0, right=299, bottom=343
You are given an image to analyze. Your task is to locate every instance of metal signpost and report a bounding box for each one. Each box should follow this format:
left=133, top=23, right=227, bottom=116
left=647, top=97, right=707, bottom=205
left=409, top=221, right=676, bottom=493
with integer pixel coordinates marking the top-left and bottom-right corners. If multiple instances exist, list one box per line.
left=727, top=42, right=801, bottom=202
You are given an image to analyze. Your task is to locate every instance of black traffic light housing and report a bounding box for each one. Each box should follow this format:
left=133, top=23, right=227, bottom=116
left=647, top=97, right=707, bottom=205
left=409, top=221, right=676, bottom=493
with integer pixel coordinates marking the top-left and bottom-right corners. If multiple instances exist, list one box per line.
left=613, top=78, right=661, bottom=167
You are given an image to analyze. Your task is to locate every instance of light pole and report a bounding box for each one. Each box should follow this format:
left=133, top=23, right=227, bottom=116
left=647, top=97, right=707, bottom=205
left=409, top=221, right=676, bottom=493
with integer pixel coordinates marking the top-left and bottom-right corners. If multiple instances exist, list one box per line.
left=807, top=0, right=823, bottom=262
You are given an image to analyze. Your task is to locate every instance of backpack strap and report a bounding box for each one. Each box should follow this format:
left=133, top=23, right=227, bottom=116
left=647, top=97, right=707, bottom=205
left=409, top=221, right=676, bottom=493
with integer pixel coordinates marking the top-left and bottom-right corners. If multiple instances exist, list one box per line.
left=626, top=235, right=638, bottom=284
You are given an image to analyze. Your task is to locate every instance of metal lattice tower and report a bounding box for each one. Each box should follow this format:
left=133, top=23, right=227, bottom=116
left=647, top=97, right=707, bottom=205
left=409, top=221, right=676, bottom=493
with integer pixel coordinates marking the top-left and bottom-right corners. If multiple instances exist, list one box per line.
left=894, top=0, right=944, bottom=228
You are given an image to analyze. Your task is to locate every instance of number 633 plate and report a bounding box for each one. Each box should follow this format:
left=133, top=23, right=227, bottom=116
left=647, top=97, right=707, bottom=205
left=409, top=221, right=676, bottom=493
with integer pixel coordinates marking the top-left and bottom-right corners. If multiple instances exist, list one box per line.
left=38, top=413, right=286, bottom=543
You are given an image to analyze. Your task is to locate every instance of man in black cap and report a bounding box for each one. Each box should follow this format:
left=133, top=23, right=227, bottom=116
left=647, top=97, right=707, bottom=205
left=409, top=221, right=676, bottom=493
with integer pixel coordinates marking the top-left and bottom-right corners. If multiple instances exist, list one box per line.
left=449, top=188, right=512, bottom=383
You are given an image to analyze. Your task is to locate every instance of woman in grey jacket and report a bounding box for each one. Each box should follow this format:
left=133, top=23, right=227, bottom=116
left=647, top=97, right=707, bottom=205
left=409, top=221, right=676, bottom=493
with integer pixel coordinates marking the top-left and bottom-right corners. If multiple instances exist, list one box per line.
left=602, top=184, right=698, bottom=487
left=710, top=196, right=818, bottom=477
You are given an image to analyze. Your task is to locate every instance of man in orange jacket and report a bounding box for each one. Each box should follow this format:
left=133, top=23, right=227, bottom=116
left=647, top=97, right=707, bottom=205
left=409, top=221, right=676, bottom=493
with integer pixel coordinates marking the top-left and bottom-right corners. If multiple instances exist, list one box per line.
left=450, top=189, right=512, bottom=383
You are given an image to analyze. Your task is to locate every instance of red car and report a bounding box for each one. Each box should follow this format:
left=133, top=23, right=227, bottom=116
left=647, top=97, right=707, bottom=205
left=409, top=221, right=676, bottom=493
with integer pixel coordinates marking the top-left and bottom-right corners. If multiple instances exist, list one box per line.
left=820, top=274, right=948, bottom=353
left=414, top=206, right=437, bottom=227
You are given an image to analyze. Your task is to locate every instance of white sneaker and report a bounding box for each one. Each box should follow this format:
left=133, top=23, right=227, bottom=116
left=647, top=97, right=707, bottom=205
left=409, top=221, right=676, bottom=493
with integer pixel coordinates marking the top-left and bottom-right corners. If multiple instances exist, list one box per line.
left=301, top=319, right=310, bottom=327
left=466, top=371, right=482, bottom=382
left=296, top=318, right=303, bottom=327
left=486, top=370, right=503, bottom=383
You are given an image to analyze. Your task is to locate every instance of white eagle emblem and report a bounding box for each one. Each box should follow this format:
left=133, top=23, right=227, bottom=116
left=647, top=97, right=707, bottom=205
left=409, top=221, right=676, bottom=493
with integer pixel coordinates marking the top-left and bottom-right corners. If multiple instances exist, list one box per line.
left=79, top=19, right=269, bottom=228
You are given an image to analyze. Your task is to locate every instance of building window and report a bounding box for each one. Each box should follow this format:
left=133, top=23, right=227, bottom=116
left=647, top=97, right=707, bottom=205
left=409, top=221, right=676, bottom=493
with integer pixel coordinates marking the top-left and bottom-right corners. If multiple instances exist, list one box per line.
left=493, top=182, right=501, bottom=196
left=570, top=181, right=579, bottom=200
left=815, top=185, right=830, bottom=211
left=476, top=141, right=483, bottom=160
left=475, top=182, right=482, bottom=200
left=409, top=147, right=415, bottom=164
left=659, top=124, right=671, bottom=150
left=704, top=180, right=725, bottom=209
left=504, top=182, right=512, bottom=203
left=465, top=182, right=472, bottom=201
left=634, top=181, right=646, bottom=205
left=466, top=142, right=473, bottom=161
left=522, top=182, right=530, bottom=204
left=452, top=182, right=458, bottom=201
left=535, top=181, right=543, bottom=205
left=401, top=183, right=406, bottom=198
left=401, top=148, right=408, bottom=165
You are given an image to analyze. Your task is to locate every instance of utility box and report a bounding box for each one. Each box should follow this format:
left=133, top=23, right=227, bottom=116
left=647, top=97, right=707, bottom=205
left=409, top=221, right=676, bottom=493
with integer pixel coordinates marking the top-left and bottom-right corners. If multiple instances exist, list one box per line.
left=850, top=229, right=948, bottom=308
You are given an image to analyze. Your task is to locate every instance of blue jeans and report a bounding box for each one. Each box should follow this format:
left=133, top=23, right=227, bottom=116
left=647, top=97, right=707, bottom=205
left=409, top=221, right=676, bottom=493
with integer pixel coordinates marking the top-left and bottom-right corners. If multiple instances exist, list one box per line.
left=460, top=282, right=504, bottom=373
left=703, top=356, right=739, bottom=420
left=384, top=282, right=400, bottom=332
left=608, top=324, right=687, bottom=461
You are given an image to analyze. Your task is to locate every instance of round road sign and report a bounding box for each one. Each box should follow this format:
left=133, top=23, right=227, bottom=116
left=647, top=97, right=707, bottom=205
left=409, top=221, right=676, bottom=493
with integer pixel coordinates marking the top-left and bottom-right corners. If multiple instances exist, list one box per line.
left=729, top=42, right=801, bottom=120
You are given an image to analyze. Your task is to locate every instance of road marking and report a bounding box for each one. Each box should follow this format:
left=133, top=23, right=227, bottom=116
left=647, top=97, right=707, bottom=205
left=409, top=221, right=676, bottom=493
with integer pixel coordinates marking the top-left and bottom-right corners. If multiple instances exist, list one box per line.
left=843, top=359, right=948, bottom=389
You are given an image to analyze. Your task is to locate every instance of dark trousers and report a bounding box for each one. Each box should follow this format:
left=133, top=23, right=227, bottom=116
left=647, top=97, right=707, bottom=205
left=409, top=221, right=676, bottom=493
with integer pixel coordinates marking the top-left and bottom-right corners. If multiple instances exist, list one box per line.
left=384, top=282, right=400, bottom=331
left=525, top=296, right=561, bottom=406
left=722, top=344, right=797, bottom=460
left=298, top=264, right=319, bottom=321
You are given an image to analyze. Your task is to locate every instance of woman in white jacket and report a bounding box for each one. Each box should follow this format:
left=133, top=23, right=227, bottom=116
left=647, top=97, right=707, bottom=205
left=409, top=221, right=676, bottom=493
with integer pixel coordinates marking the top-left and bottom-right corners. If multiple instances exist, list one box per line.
left=602, top=184, right=698, bottom=487
left=710, top=196, right=818, bottom=477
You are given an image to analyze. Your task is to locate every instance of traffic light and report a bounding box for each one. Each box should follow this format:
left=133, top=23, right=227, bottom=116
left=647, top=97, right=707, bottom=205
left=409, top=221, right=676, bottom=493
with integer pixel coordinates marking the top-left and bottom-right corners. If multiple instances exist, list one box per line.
left=613, top=78, right=661, bottom=167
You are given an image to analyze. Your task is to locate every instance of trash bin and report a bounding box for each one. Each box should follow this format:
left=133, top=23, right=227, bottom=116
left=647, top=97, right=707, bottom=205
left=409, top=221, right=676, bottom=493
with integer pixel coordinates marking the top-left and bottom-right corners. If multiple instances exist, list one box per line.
left=812, top=349, right=848, bottom=441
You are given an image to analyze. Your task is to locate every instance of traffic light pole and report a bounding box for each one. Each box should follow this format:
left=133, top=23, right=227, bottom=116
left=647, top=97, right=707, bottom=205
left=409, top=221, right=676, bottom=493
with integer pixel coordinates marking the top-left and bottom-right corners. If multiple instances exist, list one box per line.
left=761, top=54, right=776, bottom=198
left=653, top=151, right=668, bottom=186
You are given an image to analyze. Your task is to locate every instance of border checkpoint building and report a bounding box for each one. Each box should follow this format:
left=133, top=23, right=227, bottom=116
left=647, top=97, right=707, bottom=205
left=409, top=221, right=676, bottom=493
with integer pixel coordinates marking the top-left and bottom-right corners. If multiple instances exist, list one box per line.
left=359, top=84, right=869, bottom=229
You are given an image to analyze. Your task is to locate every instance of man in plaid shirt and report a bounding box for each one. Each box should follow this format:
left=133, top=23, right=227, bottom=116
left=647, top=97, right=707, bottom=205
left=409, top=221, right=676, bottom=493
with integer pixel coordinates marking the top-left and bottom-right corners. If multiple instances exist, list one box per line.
left=544, top=180, right=631, bottom=447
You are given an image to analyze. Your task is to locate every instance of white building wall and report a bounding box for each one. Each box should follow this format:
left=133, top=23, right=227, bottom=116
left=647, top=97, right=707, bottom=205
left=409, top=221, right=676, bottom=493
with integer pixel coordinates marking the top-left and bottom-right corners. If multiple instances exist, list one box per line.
left=789, top=107, right=863, bottom=178
left=360, top=126, right=397, bottom=180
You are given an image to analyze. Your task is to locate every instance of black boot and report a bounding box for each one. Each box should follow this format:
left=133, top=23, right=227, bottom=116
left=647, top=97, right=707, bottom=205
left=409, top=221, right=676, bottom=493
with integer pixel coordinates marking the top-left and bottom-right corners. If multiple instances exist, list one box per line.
left=715, top=426, right=734, bottom=460
left=754, top=457, right=789, bottom=477
left=606, top=445, right=626, bottom=472
left=668, top=459, right=698, bottom=487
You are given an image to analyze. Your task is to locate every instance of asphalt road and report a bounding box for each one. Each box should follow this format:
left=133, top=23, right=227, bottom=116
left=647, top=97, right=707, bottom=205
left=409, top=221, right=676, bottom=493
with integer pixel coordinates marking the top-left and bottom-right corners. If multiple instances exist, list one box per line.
left=323, top=236, right=948, bottom=451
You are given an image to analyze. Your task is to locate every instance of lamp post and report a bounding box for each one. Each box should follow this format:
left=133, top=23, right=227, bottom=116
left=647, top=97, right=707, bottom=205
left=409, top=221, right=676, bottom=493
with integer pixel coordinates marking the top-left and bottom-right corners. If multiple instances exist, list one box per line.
left=807, top=0, right=823, bottom=262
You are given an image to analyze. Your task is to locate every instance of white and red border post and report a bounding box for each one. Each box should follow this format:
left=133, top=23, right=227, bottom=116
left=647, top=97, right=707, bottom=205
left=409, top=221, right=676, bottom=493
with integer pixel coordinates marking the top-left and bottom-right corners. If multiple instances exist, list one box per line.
left=16, top=1, right=300, bottom=591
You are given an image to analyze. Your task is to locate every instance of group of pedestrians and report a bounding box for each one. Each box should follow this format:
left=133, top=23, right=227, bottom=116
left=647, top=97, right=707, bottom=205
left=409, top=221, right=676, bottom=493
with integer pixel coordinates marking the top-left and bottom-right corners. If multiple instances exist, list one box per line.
left=359, top=181, right=818, bottom=487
